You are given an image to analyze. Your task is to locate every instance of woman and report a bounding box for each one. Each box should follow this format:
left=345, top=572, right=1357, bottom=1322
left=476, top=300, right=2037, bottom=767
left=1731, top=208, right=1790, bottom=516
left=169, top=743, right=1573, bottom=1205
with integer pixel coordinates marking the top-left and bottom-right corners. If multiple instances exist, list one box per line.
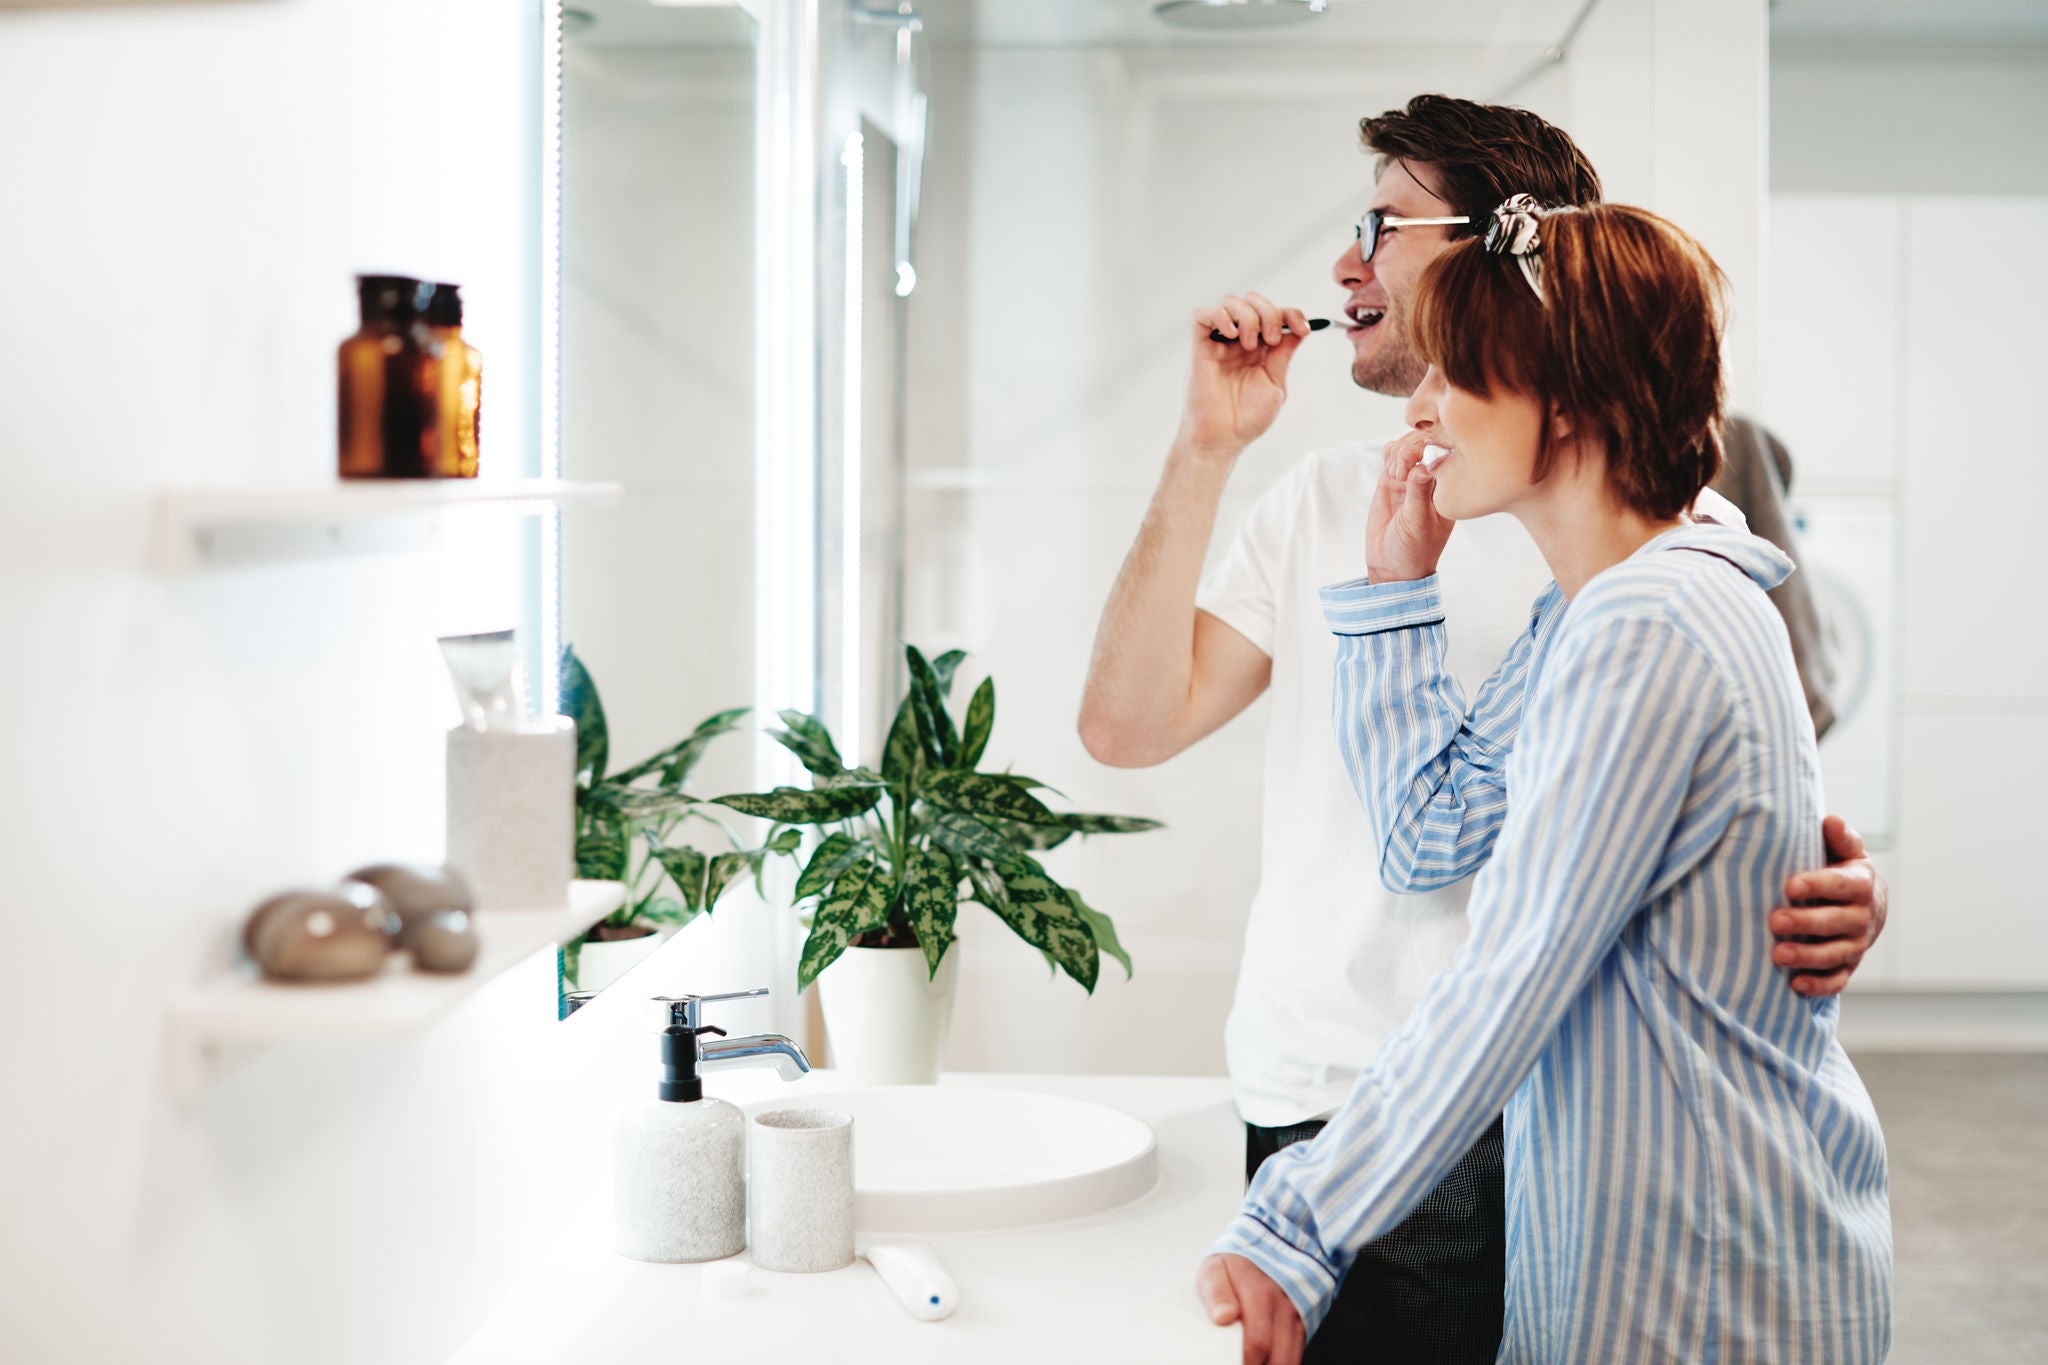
left=1204, top=198, right=1892, bottom=1364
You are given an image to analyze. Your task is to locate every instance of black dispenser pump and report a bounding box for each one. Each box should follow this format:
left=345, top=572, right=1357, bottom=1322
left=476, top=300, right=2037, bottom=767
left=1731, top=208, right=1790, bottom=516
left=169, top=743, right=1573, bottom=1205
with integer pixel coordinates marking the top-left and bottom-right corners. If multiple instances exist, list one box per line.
left=659, top=1007, right=725, bottom=1103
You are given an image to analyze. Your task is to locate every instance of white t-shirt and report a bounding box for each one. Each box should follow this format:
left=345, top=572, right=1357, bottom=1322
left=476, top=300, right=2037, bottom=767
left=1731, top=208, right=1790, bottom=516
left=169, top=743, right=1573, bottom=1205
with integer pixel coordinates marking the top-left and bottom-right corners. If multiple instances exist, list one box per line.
left=1196, top=441, right=1745, bottom=1126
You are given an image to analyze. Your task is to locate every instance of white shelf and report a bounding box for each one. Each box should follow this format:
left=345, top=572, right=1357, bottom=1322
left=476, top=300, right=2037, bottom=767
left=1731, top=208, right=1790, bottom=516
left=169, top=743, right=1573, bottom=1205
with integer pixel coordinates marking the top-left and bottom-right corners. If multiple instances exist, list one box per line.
left=164, top=878, right=627, bottom=1100
left=151, top=478, right=622, bottom=571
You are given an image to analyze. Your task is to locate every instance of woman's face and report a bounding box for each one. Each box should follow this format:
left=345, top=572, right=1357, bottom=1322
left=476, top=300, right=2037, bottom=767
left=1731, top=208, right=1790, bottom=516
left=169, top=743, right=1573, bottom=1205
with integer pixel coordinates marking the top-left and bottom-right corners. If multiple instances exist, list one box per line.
left=1401, top=364, right=1548, bottom=521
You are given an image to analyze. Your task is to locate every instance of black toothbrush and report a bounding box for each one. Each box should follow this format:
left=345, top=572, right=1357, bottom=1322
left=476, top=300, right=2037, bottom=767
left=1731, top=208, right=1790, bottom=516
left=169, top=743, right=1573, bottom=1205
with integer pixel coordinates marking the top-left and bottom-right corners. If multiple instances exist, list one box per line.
left=1209, top=317, right=1331, bottom=343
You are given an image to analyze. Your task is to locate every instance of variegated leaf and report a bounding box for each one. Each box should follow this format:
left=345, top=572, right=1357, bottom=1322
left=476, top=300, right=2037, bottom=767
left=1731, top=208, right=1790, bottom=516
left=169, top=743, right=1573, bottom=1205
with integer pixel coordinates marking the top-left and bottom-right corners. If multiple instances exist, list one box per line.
left=919, top=769, right=1054, bottom=825
left=881, top=693, right=924, bottom=790
left=792, top=832, right=867, bottom=902
left=713, top=782, right=884, bottom=825
left=588, top=785, right=699, bottom=821
left=904, top=843, right=960, bottom=981
left=645, top=838, right=708, bottom=913
left=770, top=709, right=845, bottom=777
left=1065, top=888, right=1133, bottom=981
left=958, top=677, right=995, bottom=770
left=576, top=821, right=628, bottom=881
left=931, top=649, right=969, bottom=694
left=926, top=812, right=1029, bottom=873
left=994, top=858, right=1100, bottom=993
left=560, top=647, right=609, bottom=787
left=1058, top=812, right=1166, bottom=836
left=905, top=645, right=959, bottom=768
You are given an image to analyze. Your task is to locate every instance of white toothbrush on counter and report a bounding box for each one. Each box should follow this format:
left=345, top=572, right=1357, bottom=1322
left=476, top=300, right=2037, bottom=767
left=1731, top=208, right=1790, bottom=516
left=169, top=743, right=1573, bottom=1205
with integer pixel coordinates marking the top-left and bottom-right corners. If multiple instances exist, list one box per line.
left=863, top=1243, right=957, bottom=1321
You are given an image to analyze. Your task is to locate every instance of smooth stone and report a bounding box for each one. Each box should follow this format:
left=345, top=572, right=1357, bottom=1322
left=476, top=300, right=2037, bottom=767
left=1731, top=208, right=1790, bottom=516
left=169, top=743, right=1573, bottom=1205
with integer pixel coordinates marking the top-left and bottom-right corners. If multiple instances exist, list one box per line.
left=409, top=908, right=480, bottom=973
left=249, top=885, right=393, bottom=982
left=342, top=862, right=474, bottom=948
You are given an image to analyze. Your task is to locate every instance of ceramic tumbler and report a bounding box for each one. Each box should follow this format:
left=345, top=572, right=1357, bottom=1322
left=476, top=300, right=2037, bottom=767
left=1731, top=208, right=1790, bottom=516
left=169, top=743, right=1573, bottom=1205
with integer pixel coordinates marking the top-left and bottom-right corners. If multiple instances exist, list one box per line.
left=747, top=1109, right=855, bottom=1273
left=445, top=716, right=575, bottom=910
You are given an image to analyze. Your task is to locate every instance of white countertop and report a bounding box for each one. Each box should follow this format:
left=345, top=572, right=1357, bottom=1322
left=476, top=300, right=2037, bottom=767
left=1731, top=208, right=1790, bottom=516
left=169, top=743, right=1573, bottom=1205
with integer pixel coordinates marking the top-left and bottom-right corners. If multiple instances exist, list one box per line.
left=451, top=1072, right=1247, bottom=1364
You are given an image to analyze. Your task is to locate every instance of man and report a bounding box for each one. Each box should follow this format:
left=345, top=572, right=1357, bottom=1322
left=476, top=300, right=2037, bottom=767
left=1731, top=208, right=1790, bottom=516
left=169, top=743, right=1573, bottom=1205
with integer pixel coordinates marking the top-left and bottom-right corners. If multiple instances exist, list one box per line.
left=1076, top=95, right=1887, bottom=1363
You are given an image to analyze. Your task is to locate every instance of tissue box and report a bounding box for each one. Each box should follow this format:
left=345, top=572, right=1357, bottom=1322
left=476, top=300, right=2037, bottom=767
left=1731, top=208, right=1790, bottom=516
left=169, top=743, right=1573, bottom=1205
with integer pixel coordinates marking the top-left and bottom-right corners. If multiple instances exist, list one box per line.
left=446, top=717, right=575, bottom=910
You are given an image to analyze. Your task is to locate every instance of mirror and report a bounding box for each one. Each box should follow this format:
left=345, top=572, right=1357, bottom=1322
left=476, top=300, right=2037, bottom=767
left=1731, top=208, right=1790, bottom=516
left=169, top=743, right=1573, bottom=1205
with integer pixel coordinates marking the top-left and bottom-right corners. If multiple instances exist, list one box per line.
left=554, top=0, right=763, bottom=1007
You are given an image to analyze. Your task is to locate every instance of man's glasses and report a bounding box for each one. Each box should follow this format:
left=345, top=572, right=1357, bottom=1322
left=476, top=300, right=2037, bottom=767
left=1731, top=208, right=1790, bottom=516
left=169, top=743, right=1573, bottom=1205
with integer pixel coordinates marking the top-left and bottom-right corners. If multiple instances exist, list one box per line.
left=1356, top=208, right=1473, bottom=263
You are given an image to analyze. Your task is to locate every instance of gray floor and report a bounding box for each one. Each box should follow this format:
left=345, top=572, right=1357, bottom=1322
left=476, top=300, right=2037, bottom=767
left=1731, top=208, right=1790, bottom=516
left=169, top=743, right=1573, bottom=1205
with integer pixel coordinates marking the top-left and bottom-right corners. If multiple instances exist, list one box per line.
left=1852, top=1052, right=2048, bottom=1362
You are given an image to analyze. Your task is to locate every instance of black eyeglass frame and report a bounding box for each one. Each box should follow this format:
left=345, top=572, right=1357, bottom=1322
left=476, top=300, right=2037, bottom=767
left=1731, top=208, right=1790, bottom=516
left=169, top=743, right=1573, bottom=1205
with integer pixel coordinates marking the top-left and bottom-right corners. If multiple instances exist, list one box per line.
left=1355, top=209, right=1474, bottom=262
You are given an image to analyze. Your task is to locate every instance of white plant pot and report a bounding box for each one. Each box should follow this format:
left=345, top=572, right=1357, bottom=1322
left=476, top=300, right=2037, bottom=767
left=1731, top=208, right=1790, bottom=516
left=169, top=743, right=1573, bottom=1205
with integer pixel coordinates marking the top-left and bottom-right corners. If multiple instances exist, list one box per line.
left=575, top=926, right=669, bottom=994
left=817, top=943, right=959, bottom=1087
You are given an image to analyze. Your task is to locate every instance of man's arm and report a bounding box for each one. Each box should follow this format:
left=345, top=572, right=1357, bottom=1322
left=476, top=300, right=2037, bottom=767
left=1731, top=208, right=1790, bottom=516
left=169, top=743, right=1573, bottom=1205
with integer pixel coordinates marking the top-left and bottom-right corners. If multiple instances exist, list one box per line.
left=1078, top=292, right=1309, bottom=768
left=1773, top=815, right=1889, bottom=996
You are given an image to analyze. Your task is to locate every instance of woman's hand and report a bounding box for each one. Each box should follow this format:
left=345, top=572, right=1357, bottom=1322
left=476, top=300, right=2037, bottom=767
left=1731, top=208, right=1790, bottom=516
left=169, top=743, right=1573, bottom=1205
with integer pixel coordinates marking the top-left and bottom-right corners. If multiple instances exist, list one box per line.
left=1366, top=429, right=1455, bottom=583
left=1197, top=1253, right=1306, bottom=1365
left=1176, top=292, right=1312, bottom=462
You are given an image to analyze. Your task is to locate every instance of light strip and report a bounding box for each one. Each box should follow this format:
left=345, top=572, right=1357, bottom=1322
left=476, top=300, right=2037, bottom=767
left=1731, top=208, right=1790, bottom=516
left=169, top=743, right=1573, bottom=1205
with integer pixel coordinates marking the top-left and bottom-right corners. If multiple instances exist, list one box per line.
left=535, top=0, right=565, bottom=717
left=840, top=130, right=864, bottom=763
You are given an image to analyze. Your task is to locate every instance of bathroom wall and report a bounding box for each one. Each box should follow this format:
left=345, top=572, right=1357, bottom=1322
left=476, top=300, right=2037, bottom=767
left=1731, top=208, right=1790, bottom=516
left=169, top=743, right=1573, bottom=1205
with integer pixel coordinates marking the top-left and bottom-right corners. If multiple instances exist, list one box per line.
left=910, top=0, right=1765, bottom=1077
left=0, top=2, right=596, bottom=1361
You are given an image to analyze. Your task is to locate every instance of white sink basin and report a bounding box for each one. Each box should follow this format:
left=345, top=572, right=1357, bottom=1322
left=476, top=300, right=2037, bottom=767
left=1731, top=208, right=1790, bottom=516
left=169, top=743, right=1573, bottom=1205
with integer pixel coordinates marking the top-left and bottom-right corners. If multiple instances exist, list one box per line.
left=741, top=1086, right=1159, bottom=1234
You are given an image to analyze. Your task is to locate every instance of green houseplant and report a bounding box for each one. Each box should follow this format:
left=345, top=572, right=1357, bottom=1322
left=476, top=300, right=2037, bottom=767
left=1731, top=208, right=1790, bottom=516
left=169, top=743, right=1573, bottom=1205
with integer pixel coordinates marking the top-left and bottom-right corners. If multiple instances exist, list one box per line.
left=559, top=646, right=799, bottom=994
left=711, top=645, right=1161, bottom=997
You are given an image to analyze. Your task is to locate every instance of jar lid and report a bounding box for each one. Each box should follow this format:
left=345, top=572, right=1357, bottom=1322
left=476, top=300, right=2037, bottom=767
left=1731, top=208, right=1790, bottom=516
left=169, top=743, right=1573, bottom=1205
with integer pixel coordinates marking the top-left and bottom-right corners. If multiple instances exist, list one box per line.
left=426, top=282, right=465, bottom=328
left=356, top=274, right=428, bottom=322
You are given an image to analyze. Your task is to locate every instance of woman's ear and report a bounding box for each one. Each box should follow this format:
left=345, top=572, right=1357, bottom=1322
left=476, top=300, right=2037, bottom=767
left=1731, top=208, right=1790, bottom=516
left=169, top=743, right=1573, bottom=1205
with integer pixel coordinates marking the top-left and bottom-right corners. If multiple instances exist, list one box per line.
left=1548, top=406, right=1576, bottom=443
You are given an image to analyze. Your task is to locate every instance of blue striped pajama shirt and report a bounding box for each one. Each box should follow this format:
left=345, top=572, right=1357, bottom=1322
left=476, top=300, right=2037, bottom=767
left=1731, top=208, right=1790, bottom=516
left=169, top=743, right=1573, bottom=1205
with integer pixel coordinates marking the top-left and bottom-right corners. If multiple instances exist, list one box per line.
left=1211, top=523, right=1892, bottom=1362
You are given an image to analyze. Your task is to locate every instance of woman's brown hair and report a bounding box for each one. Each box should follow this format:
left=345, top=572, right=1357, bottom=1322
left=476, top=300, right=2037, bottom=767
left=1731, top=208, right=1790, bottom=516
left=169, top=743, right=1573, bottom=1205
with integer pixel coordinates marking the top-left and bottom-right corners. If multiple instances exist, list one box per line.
left=1410, top=202, right=1729, bottom=521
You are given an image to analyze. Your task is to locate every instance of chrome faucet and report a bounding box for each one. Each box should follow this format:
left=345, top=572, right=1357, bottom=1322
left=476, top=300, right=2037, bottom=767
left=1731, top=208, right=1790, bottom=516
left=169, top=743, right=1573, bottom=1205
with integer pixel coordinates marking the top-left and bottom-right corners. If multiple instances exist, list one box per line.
left=654, top=989, right=811, bottom=1082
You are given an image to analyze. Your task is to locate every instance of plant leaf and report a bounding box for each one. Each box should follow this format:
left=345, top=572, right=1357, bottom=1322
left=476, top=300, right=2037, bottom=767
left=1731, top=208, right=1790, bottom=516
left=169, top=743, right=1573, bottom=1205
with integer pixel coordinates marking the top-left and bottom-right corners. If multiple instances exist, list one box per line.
left=588, top=784, right=700, bottom=822
left=993, top=858, right=1100, bottom=994
left=926, top=812, right=1029, bottom=873
left=904, top=843, right=960, bottom=980
left=713, top=782, right=884, bottom=825
left=560, top=646, right=609, bottom=787
left=958, top=677, right=995, bottom=770
left=995, top=819, right=1074, bottom=852
left=919, top=769, right=1054, bottom=825
left=609, top=705, right=751, bottom=788
left=931, top=649, right=968, bottom=695
left=576, top=820, right=629, bottom=881
left=1057, top=812, right=1166, bottom=836
left=638, top=895, right=698, bottom=927
left=1065, top=888, right=1133, bottom=981
left=792, top=832, right=867, bottom=901
left=766, top=827, right=804, bottom=856
left=646, top=839, right=708, bottom=913
left=881, top=693, right=924, bottom=791
left=963, top=857, right=1010, bottom=911
left=798, top=857, right=890, bottom=989
left=904, top=645, right=959, bottom=768
left=770, top=709, right=844, bottom=777
left=705, top=850, right=761, bottom=908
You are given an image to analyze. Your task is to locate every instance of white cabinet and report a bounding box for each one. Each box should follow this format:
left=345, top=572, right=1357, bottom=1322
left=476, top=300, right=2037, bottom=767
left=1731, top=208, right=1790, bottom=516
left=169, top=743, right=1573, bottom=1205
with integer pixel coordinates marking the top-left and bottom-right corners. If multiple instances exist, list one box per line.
left=1890, top=714, right=2048, bottom=989
left=1764, top=195, right=1903, bottom=488
left=1900, top=196, right=2048, bottom=703
left=1768, top=192, right=2048, bottom=994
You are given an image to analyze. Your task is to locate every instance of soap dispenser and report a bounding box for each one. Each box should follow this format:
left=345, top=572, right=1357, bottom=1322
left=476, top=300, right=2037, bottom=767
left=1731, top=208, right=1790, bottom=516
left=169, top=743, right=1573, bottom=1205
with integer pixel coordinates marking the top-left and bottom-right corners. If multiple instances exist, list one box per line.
left=612, top=994, right=755, bottom=1263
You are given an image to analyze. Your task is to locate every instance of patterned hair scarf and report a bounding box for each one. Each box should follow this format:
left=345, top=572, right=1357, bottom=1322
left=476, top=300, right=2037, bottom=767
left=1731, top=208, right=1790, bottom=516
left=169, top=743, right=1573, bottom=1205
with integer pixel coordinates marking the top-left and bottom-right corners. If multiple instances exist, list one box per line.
left=1484, top=193, right=1547, bottom=302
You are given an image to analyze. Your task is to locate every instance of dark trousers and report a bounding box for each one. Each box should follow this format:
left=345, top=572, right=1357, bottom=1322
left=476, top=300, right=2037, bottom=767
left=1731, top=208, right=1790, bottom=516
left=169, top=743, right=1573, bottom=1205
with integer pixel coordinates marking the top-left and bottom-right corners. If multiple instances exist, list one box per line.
left=1244, top=1116, right=1506, bottom=1365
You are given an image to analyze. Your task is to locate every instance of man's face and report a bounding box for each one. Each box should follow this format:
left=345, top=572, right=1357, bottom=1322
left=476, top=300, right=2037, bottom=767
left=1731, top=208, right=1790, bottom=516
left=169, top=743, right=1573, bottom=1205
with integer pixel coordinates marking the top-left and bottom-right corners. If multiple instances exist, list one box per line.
left=1331, top=159, right=1466, bottom=398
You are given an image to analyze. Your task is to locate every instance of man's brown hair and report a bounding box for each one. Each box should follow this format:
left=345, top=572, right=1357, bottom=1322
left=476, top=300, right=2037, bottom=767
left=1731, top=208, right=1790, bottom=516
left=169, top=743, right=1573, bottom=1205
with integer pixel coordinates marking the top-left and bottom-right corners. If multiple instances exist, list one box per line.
left=1410, top=203, right=1729, bottom=520
left=1360, top=94, right=1603, bottom=228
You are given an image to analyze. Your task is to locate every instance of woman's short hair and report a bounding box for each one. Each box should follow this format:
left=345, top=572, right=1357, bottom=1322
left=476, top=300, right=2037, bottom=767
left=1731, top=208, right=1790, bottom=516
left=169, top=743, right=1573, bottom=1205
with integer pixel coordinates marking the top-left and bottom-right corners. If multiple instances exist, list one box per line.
left=1410, top=202, right=1729, bottom=520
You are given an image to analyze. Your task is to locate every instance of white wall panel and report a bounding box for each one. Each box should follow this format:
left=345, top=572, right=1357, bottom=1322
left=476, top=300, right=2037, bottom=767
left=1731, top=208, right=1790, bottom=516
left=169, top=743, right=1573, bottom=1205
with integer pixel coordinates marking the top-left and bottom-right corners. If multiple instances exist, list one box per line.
left=1762, top=195, right=1904, bottom=487
left=1900, top=196, right=2048, bottom=702
left=1890, top=713, right=2048, bottom=989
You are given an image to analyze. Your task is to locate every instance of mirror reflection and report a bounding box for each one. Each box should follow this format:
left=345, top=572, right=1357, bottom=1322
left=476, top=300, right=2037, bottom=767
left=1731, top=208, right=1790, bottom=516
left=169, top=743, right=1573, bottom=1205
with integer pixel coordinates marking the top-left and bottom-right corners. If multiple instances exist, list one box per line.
left=556, top=0, right=762, bottom=1004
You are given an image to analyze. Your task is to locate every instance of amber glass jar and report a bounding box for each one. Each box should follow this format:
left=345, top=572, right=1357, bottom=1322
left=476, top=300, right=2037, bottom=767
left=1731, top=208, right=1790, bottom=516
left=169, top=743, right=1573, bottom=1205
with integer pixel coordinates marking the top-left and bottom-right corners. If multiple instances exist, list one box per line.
left=338, top=275, right=435, bottom=478
left=425, top=283, right=483, bottom=478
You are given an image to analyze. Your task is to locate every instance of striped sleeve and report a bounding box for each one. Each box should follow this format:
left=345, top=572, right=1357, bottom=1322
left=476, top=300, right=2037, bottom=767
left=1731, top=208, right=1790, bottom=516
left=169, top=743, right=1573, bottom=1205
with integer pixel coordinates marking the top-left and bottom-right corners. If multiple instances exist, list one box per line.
left=1211, top=608, right=1738, bottom=1338
left=1319, top=574, right=1563, bottom=892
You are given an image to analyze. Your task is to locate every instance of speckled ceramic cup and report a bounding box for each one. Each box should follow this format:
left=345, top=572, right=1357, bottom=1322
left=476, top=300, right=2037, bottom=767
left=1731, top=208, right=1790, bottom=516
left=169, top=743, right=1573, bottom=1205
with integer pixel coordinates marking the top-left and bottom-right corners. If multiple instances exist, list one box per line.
left=747, top=1109, right=854, bottom=1273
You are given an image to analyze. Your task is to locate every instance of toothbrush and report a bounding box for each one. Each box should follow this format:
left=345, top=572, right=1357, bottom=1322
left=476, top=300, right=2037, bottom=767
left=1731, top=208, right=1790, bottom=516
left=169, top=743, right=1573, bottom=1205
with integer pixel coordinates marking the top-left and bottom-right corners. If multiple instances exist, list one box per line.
left=863, top=1243, right=958, bottom=1322
left=1208, top=318, right=1331, bottom=343
left=1421, top=443, right=1452, bottom=470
